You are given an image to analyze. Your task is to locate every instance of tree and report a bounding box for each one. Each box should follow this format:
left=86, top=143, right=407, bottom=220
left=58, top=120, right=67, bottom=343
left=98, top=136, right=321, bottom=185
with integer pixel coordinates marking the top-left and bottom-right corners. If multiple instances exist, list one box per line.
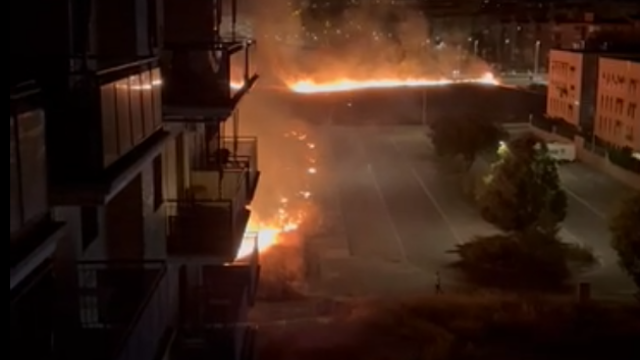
left=610, top=192, right=640, bottom=290
left=477, top=134, right=567, bottom=234
left=429, top=115, right=505, bottom=169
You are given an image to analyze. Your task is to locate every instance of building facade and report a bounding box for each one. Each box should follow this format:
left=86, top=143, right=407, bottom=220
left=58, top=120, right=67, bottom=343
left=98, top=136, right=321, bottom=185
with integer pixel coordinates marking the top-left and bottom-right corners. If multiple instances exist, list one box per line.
left=546, top=49, right=599, bottom=129
left=595, top=56, right=640, bottom=150
left=11, top=1, right=260, bottom=360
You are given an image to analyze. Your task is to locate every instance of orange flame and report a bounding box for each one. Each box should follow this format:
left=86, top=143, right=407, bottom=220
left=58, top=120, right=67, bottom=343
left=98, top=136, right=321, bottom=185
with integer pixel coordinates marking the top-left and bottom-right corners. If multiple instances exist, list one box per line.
left=236, top=221, right=298, bottom=259
left=287, top=72, right=498, bottom=93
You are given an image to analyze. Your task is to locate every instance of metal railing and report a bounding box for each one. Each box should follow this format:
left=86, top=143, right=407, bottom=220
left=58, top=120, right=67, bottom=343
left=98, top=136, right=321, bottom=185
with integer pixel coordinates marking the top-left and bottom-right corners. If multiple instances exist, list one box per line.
left=221, top=136, right=258, bottom=175
left=189, top=135, right=256, bottom=204
left=165, top=196, right=248, bottom=259
left=75, top=260, right=178, bottom=360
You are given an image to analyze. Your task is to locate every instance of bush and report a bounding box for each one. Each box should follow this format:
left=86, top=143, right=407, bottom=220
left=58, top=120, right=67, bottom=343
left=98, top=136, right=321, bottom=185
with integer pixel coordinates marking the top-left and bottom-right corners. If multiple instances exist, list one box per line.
left=452, top=231, right=597, bottom=290
left=453, top=233, right=570, bottom=289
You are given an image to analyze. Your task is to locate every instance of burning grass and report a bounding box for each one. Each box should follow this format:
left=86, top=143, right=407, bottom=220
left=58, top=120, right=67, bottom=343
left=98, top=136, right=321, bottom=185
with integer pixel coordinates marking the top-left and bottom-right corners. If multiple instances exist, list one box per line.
left=257, top=293, right=640, bottom=360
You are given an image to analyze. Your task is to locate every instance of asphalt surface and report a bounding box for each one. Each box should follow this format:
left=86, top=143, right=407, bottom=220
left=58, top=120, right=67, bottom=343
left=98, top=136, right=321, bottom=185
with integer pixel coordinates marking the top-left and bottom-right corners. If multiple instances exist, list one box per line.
left=556, top=163, right=635, bottom=296
left=310, top=124, right=635, bottom=299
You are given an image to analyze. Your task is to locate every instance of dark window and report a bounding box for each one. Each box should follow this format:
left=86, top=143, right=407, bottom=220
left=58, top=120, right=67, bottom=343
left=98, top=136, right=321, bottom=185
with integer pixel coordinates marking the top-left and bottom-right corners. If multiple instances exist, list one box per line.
left=10, top=115, right=21, bottom=233
left=81, top=207, right=99, bottom=250
left=153, top=155, right=163, bottom=210
left=148, top=0, right=159, bottom=49
left=17, top=111, right=48, bottom=224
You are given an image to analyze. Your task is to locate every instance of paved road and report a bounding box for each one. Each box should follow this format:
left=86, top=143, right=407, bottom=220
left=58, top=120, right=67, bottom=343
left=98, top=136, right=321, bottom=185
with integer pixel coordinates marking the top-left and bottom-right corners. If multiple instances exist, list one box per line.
left=556, top=163, right=635, bottom=296
left=307, top=125, right=498, bottom=296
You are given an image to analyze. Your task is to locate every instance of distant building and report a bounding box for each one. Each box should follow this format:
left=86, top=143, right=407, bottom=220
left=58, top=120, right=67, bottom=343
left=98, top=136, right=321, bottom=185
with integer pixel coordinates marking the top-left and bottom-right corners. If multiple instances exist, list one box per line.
left=551, top=12, right=640, bottom=50
left=595, top=56, right=640, bottom=151
left=546, top=49, right=599, bottom=130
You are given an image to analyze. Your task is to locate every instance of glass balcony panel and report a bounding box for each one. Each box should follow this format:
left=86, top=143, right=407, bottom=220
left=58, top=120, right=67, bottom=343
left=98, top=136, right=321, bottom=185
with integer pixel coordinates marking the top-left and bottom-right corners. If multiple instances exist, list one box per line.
left=151, top=68, right=162, bottom=128
left=10, top=115, right=21, bottom=233
left=115, top=77, right=133, bottom=154
left=140, top=70, right=154, bottom=137
left=128, top=75, right=144, bottom=143
left=17, top=110, right=48, bottom=223
left=101, top=82, right=119, bottom=167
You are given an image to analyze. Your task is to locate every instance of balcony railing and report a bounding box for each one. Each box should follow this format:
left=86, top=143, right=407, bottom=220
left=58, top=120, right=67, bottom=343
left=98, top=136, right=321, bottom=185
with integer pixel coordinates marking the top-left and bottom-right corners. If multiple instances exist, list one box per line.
left=162, top=41, right=258, bottom=122
left=191, top=136, right=259, bottom=199
left=70, top=261, right=179, bottom=360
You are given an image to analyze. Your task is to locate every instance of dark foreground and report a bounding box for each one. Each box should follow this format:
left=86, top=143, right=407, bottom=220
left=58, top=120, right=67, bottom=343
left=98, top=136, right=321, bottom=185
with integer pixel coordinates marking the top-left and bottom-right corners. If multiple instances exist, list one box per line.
left=256, top=294, right=640, bottom=360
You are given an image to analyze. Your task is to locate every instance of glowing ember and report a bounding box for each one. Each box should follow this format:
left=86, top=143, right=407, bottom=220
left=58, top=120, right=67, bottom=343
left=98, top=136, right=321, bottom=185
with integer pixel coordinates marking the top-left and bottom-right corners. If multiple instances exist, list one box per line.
left=287, top=72, right=498, bottom=93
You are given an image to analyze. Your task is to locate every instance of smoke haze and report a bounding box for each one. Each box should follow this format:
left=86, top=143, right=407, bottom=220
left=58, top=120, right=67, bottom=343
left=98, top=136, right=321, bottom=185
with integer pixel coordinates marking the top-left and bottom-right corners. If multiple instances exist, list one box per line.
left=248, top=0, right=490, bottom=85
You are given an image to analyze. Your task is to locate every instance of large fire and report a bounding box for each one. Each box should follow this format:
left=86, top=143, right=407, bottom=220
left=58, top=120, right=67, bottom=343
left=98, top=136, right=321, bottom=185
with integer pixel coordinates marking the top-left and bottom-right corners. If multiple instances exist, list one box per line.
left=288, top=72, right=498, bottom=93
left=231, top=72, right=498, bottom=94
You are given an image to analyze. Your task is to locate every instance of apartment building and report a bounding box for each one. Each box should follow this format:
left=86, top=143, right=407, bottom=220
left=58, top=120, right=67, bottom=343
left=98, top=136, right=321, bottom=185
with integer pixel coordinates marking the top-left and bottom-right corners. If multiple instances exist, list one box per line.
left=595, top=56, right=640, bottom=151
left=11, top=1, right=259, bottom=360
left=546, top=49, right=599, bottom=129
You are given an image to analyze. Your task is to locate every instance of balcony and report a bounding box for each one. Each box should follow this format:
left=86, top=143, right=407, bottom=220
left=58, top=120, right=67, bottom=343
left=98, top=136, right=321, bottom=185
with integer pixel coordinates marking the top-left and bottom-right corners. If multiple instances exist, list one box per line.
left=192, top=136, right=260, bottom=200
left=162, top=41, right=258, bottom=122
left=162, top=0, right=258, bottom=122
left=170, top=235, right=259, bottom=360
left=48, top=57, right=171, bottom=205
left=166, top=136, right=259, bottom=260
left=63, top=261, right=179, bottom=360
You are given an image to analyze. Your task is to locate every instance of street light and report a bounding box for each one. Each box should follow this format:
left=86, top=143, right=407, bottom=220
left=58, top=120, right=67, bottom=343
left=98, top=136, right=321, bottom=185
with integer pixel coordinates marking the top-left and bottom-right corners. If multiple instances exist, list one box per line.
left=534, top=40, right=541, bottom=78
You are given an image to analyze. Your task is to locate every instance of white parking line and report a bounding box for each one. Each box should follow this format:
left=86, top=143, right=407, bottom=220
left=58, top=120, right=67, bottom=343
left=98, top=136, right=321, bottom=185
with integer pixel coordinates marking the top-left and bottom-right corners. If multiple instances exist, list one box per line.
left=324, top=125, right=352, bottom=255
left=562, top=186, right=606, bottom=219
left=352, top=129, right=409, bottom=263
left=365, top=161, right=409, bottom=262
left=389, top=137, right=464, bottom=244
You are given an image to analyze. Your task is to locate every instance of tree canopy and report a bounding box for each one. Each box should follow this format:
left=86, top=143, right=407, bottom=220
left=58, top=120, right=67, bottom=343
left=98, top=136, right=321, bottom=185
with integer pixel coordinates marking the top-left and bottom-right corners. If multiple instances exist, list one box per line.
left=429, top=115, right=505, bottom=168
left=477, top=134, right=567, bottom=234
left=610, top=191, right=640, bottom=289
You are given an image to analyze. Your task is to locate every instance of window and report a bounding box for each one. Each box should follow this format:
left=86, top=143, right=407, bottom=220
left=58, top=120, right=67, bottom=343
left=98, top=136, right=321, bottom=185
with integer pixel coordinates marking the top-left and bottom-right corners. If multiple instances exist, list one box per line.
left=153, top=155, right=163, bottom=210
left=17, top=111, right=48, bottom=224
left=628, top=103, right=637, bottom=118
left=614, top=120, right=622, bottom=136
left=81, top=207, right=99, bottom=250
left=10, top=115, right=21, bottom=233
left=625, top=126, right=633, bottom=141
left=615, top=98, right=624, bottom=114
left=630, top=79, right=638, bottom=94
